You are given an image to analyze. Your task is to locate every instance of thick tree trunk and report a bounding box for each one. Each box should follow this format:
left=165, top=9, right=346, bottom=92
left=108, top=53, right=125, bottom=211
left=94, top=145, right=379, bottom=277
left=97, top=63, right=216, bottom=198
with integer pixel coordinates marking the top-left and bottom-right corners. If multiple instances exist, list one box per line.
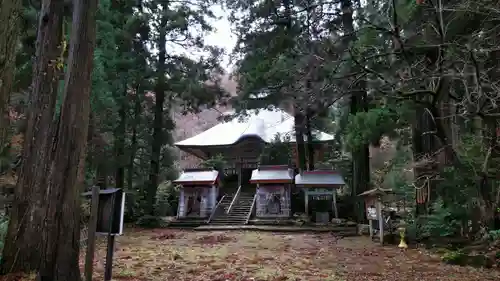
left=146, top=18, right=167, bottom=216
left=350, top=90, right=370, bottom=223
left=0, top=0, right=22, bottom=149
left=38, top=0, right=98, bottom=279
left=1, top=0, right=64, bottom=273
left=412, top=102, right=437, bottom=215
left=341, top=0, right=370, bottom=222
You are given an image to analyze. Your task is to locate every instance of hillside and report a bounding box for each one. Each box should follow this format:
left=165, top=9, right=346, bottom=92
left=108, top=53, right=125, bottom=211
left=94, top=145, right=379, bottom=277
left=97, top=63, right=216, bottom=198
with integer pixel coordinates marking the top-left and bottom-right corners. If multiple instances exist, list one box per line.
left=173, top=74, right=237, bottom=168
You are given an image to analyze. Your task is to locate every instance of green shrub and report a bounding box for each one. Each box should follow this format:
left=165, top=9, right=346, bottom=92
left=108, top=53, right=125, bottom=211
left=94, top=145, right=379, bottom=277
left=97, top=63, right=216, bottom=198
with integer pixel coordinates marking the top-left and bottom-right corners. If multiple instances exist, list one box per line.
left=136, top=215, right=162, bottom=228
left=419, top=199, right=463, bottom=238
left=488, top=230, right=500, bottom=241
left=155, top=181, right=179, bottom=217
left=442, top=250, right=467, bottom=265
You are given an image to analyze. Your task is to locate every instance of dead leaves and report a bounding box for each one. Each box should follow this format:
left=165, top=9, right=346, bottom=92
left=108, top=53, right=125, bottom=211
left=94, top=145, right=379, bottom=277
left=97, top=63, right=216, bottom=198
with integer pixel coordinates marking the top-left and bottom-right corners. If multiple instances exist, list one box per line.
left=78, top=230, right=500, bottom=281
left=194, top=233, right=235, bottom=245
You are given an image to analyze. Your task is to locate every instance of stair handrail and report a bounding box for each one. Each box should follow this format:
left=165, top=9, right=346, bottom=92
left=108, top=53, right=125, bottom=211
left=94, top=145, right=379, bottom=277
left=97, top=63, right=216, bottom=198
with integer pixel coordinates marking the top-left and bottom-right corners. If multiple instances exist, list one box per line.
left=207, top=195, right=226, bottom=223
left=245, top=194, right=257, bottom=225
left=227, top=185, right=242, bottom=214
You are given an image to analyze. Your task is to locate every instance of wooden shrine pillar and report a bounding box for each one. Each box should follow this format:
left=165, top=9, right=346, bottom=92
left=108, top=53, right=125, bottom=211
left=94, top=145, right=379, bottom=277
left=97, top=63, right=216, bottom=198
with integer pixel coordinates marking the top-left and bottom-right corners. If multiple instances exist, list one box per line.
left=332, top=189, right=338, bottom=219
left=237, top=161, right=242, bottom=187
left=304, top=190, right=309, bottom=216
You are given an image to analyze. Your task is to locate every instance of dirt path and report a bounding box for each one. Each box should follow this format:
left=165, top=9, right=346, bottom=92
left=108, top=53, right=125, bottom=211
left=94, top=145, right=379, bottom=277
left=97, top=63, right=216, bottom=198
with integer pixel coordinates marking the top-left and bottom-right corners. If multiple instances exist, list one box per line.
left=87, top=229, right=500, bottom=281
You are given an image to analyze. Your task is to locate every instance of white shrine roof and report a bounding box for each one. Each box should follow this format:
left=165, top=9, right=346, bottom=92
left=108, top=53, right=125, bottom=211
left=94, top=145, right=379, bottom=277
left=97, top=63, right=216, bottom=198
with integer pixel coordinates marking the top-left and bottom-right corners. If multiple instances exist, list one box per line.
left=295, top=170, right=345, bottom=187
left=173, top=169, right=219, bottom=185
left=250, top=165, right=294, bottom=183
left=175, top=109, right=334, bottom=148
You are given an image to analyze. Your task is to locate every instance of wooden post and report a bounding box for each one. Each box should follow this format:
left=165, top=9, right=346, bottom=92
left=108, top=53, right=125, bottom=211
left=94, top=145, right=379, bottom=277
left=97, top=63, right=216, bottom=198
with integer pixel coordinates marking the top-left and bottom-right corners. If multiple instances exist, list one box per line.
left=332, top=189, right=338, bottom=219
left=84, top=186, right=100, bottom=281
left=304, top=190, right=309, bottom=216
left=377, top=199, right=384, bottom=245
left=368, top=219, right=374, bottom=239
left=104, top=193, right=117, bottom=281
left=237, top=161, right=242, bottom=187
left=104, top=235, right=116, bottom=281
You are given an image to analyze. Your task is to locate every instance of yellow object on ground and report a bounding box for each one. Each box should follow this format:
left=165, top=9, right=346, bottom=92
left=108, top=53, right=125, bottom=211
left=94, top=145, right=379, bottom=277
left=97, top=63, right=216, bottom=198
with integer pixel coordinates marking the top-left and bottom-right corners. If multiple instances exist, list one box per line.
left=398, top=227, right=408, bottom=249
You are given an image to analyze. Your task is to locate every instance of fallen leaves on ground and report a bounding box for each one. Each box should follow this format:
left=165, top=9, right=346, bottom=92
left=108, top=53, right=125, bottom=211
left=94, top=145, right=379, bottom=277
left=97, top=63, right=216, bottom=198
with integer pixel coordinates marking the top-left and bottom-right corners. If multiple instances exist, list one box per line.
left=82, top=229, right=500, bottom=281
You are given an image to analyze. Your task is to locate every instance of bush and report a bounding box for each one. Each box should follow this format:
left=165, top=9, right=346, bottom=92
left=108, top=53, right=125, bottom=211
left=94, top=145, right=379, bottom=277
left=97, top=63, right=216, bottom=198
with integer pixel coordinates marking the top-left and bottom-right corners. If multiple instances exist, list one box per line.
left=416, top=199, right=463, bottom=239
left=155, top=181, right=179, bottom=217
left=488, top=230, right=500, bottom=241
left=136, top=215, right=163, bottom=228
left=442, top=250, right=467, bottom=265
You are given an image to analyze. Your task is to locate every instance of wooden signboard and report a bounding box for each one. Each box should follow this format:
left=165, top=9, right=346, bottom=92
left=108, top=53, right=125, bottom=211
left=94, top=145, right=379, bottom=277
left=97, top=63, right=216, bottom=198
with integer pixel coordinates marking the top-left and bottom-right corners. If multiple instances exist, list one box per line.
left=82, top=187, right=126, bottom=281
left=82, top=188, right=126, bottom=236
left=365, top=197, right=378, bottom=220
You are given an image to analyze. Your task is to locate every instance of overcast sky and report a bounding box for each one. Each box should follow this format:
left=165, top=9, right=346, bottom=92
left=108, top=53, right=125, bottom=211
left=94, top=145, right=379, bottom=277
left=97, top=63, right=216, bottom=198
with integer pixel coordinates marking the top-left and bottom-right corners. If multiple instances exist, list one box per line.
left=203, top=5, right=237, bottom=70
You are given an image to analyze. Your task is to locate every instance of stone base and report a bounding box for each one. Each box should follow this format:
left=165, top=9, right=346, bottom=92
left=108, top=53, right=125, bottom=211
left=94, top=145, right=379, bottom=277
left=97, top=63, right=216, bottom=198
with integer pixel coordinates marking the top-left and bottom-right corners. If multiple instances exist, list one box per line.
left=357, top=224, right=370, bottom=235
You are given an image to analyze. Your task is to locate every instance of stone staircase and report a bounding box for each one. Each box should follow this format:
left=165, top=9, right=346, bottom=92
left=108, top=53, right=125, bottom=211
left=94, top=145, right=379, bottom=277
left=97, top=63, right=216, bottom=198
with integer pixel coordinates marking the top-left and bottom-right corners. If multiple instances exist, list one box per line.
left=209, top=192, right=255, bottom=225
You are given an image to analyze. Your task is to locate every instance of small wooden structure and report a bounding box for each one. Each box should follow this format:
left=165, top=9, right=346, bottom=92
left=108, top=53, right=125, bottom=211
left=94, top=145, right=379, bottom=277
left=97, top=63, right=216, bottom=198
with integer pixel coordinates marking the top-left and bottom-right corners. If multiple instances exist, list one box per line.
left=358, top=188, right=393, bottom=245
left=81, top=187, right=126, bottom=281
left=173, top=168, right=220, bottom=218
left=295, top=170, right=345, bottom=223
left=250, top=165, right=294, bottom=218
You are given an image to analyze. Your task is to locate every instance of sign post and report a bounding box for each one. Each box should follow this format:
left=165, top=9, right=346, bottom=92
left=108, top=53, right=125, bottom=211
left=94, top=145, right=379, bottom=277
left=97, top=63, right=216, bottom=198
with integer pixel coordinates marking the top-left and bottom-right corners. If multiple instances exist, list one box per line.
left=104, top=193, right=116, bottom=281
left=84, top=186, right=100, bottom=281
left=358, top=188, right=393, bottom=245
left=81, top=188, right=126, bottom=281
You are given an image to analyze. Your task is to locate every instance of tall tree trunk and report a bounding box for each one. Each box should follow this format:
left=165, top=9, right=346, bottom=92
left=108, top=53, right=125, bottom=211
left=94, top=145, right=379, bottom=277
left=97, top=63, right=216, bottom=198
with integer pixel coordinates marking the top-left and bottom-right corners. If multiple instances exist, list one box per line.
left=341, top=0, right=370, bottom=222
left=282, top=0, right=306, bottom=172
left=294, top=108, right=307, bottom=172
left=412, top=102, right=437, bottom=215
left=146, top=17, right=167, bottom=216
left=0, top=0, right=22, bottom=150
left=127, top=88, right=141, bottom=218
left=88, top=112, right=108, bottom=188
left=305, top=111, right=314, bottom=170
left=115, top=87, right=127, bottom=190
left=1, top=0, right=64, bottom=273
left=38, top=0, right=98, bottom=278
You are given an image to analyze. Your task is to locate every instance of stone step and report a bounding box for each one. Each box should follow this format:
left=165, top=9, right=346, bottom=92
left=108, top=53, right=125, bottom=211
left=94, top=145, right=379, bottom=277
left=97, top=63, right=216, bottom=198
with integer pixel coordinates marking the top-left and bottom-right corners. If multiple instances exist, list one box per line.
left=168, top=219, right=206, bottom=228
left=220, top=214, right=247, bottom=216
left=208, top=192, right=254, bottom=226
left=215, top=215, right=247, bottom=218
left=229, top=210, right=251, bottom=213
left=212, top=220, right=246, bottom=223
left=210, top=222, right=246, bottom=226
left=210, top=219, right=247, bottom=223
left=210, top=221, right=247, bottom=224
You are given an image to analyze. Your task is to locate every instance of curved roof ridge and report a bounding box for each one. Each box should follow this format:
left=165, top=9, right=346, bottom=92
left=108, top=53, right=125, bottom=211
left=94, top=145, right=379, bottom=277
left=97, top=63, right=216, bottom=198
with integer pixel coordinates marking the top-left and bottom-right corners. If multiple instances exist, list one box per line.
left=175, top=108, right=333, bottom=147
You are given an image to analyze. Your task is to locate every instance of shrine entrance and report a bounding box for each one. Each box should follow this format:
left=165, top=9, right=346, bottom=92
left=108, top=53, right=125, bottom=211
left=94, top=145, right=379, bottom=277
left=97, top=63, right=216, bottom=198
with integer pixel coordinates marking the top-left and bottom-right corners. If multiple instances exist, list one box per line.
left=308, top=194, right=334, bottom=223
left=240, top=168, right=253, bottom=187
left=185, top=192, right=201, bottom=217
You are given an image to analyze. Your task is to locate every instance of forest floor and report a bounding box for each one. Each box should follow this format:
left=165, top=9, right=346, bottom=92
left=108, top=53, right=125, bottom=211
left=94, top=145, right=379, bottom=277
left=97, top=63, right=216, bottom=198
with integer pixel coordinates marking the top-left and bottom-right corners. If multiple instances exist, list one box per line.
left=83, top=229, right=500, bottom=281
